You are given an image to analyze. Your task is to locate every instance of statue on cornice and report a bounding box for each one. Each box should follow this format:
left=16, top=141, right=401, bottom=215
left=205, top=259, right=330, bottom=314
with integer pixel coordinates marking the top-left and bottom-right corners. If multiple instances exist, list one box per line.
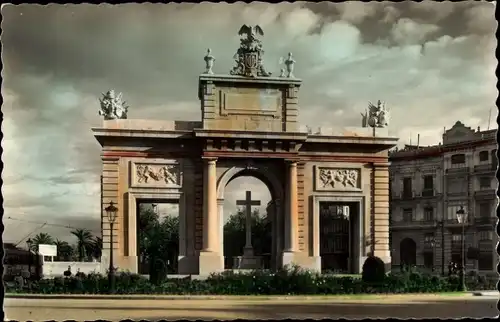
left=362, top=100, right=389, bottom=128
left=230, top=25, right=271, bottom=77
left=98, top=90, right=129, bottom=120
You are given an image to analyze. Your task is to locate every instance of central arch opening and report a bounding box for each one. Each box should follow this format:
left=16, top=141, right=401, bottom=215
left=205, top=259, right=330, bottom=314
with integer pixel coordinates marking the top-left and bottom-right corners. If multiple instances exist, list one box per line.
left=218, top=164, right=287, bottom=271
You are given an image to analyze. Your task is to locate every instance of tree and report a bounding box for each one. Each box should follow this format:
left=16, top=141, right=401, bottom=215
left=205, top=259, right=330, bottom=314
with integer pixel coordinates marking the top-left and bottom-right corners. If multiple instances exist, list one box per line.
left=54, top=239, right=73, bottom=261
left=138, top=205, right=179, bottom=284
left=70, top=229, right=94, bottom=262
left=30, top=233, right=55, bottom=251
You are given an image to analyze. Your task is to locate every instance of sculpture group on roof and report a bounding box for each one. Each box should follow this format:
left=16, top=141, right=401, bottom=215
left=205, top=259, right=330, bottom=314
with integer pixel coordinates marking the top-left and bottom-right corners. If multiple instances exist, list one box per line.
left=202, top=25, right=297, bottom=78
left=361, top=100, right=390, bottom=128
left=98, top=90, right=129, bottom=120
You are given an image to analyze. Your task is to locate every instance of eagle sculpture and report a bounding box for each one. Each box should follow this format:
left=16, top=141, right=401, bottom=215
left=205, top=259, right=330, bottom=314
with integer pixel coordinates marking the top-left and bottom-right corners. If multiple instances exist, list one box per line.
left=238, top=24, right=264, bottom=39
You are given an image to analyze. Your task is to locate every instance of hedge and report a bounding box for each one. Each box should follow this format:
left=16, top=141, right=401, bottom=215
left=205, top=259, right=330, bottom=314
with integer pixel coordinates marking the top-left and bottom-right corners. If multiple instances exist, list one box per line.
left=5, top=266, right=495, bottom=295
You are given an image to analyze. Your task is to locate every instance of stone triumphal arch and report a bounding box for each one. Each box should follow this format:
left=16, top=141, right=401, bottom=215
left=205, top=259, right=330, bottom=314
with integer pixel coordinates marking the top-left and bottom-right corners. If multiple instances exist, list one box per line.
left=93, top=25, right=398, bottom=275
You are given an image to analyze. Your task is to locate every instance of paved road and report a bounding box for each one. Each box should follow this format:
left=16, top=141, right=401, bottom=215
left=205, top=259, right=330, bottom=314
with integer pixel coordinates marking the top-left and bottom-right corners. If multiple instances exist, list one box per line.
left=5, top=295, right=498, bottom=321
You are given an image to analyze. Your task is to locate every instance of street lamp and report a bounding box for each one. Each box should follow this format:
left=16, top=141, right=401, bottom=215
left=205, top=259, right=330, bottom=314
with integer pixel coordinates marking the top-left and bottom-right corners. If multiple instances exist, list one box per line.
left=26, top=238, right=33, bottom=278
left=105, top=201, right=118, bottom=294
left=456, top=206, right=467, bottom=291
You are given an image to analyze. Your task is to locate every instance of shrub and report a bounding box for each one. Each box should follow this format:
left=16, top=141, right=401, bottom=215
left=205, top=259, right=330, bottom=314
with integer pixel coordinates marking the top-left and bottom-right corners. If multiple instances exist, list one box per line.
left=362, top=256, right=386, bottom=284
left=4, top=265, right=492, bottom=296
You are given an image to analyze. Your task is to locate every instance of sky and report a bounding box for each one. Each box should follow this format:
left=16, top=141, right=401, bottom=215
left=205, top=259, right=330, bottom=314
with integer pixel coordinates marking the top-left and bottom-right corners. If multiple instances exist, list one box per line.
left=1, top=2, right=497, bottom=245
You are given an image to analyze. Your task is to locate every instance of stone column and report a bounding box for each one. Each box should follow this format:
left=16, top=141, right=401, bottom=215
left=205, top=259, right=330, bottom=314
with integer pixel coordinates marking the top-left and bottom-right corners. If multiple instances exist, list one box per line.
left=372, top=162, right=391, bottom=268
left=202, top=157, right=218, bottom=253
left=284, top=161, right=299, bottom=252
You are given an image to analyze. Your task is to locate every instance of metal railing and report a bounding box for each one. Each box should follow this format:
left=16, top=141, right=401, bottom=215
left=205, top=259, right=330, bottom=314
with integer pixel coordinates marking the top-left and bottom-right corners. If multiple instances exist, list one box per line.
left=474, top=163, right=496, bottom=173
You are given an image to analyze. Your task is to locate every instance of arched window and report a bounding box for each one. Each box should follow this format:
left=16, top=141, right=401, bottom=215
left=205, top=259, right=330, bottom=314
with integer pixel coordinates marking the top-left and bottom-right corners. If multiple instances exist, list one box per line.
left=400, top=238, right=417, bottom=267
left=478, top=151, right=489, bottom=162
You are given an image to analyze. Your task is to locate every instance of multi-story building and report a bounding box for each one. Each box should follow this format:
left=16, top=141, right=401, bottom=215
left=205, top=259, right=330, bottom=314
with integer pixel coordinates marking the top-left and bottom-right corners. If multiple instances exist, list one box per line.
left=389, top=121, right=497, bottom=274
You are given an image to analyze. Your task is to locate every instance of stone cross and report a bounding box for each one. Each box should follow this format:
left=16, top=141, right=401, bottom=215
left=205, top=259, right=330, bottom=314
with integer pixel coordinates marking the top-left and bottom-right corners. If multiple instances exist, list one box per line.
left=236, top=191, right=261, bottom=253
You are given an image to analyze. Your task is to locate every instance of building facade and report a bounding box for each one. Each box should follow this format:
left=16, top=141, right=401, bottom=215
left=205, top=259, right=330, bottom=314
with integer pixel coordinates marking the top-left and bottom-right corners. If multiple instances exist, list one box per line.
left=389, top=121, right=497, bottom=274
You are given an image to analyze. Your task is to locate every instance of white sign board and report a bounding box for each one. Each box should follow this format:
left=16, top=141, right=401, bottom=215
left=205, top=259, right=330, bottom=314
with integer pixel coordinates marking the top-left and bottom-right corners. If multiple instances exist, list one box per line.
left=38, top=244, right=57, bottom=257
left=343, top=205, right=350, bottom=219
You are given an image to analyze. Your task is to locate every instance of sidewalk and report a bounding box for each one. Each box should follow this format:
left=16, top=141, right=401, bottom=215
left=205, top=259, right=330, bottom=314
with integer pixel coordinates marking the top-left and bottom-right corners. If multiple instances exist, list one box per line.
left=470, top=290, right=498, bottom=296
left=5, top=292, right=474, bottom=301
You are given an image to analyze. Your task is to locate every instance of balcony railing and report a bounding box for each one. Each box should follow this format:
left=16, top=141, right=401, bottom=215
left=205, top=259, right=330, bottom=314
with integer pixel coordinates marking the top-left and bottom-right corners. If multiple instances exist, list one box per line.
left=391, top=191, right=415, bottom=200
left=417, top=188, right=441, bottom=198
left=474, top=189, right=496, bottom=199
left=474, top=216, right=496, bottom=226
left=391, top=219, right=436, bottom=228
left=445, top=166, right=469, bottom=175
left=474, top=163, right=496, bottom=173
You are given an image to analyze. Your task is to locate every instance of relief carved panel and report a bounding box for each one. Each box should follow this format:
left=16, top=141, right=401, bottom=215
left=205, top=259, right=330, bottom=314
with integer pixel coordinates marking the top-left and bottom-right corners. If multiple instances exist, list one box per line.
left=315, top=167, right=361, bottom=191
left=131, top=161, right=182, bottom=188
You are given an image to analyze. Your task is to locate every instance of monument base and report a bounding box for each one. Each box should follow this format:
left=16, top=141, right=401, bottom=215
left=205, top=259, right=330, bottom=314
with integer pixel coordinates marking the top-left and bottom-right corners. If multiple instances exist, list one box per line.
left=233, top=255, right=263, bottom=269
left=198, top=251, right=224, bottom=275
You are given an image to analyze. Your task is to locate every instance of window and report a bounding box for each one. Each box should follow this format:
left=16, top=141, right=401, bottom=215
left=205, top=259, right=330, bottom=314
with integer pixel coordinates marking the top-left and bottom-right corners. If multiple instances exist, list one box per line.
left=492, top=150, right=498, bottom=169
left=423, top=175, right=434, bottom=190
left=451, top=154, right=466, bottom=165
left=479, top=151, right=489, bottom=162
left=479, top=177, right=491, bottom=189
left=424, top=207, right=434, bottom=221
left=451, top=234, right=462, bottom=250
left=478, top=230, right=493, bottom=241
left=447, top=177, right=467, bottom=194
left=424, top=233, right=435, bottom=247
left=478, top=251, right=493, bottom=271
left=403, top=177, right=412, bottom=198
left=423, top=252, right=434, bottom=269
left=479, top=202, right=491, bottom=218
left=478, top=232, right=493, bottom=271
left=403, top=208, right=413, bottom=222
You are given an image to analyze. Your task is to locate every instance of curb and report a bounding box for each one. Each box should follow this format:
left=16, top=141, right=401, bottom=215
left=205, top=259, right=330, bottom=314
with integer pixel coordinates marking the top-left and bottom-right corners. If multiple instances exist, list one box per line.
left=5, top=293, right=473, bottom=301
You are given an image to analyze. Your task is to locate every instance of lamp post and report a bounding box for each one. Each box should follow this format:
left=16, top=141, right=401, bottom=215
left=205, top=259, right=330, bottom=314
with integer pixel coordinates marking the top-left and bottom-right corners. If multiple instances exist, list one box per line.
left=105, top=201, right=118, bottom=294
left=26, top=238, right=33, bottom=278
left=430, top=239, right=435, bottom=272
left=456, top=206, right=467, bottom=291
left=437, top=220, right=445, bottom=276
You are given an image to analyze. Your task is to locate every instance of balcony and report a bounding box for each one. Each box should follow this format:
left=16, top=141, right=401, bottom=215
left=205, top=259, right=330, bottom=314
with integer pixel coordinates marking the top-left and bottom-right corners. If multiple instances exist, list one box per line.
left=474, top=216, right=496, bottom=227
left=474, top=188, right=496, bottom=200
left=444, top=218, right=472, bottom=228
left=391, top=219, right=436, bottom=230
left=416, top=188, right=441, bottom=199
left=474, top=163, right=496, bottom=174
left=392, top=191, right=415, bottom=201
left=445, top=166, right=469, bottom=175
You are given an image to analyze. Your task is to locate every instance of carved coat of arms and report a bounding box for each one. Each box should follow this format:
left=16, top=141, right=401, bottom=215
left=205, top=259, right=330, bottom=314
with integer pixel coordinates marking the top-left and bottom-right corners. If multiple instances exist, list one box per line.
left=230, top=25, right=271, bottom=78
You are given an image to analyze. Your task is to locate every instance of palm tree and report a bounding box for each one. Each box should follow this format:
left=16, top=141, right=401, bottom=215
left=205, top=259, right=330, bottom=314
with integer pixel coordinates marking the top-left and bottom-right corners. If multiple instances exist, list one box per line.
left=70, top=229, right=94, bottom=262
left=54, top=239, right=73, bottom=261
left=30, top=233, right=55, bottom=251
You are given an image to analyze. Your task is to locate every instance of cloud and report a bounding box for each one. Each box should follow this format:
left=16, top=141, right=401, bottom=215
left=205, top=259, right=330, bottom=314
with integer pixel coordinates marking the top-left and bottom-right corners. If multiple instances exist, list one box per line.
left=1, top=2, right=496, bottom=243
left=390, top=18, right=440, bottom=46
